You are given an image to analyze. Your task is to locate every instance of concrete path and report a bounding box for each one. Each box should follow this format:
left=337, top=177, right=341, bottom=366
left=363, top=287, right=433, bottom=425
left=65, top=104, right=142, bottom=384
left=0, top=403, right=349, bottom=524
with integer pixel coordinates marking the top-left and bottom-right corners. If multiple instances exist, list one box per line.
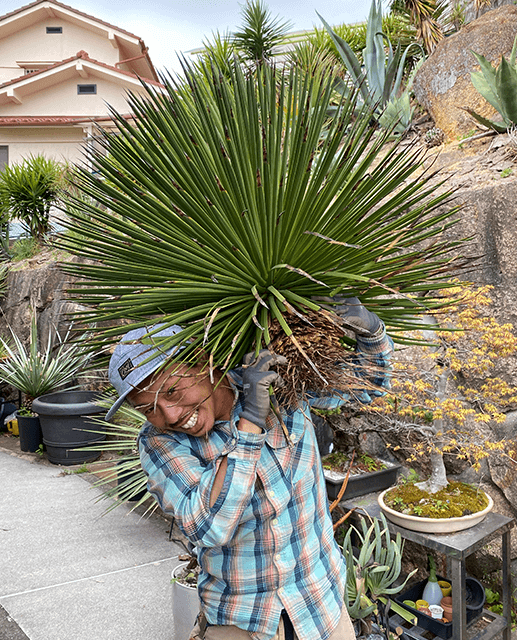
left=0, top=449, right=184, bottom=640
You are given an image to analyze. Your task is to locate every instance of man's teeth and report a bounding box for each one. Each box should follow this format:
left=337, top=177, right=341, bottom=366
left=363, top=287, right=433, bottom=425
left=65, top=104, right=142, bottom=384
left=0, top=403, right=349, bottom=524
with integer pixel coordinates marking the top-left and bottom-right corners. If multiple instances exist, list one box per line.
left=183, top=410, right=198, bottom=430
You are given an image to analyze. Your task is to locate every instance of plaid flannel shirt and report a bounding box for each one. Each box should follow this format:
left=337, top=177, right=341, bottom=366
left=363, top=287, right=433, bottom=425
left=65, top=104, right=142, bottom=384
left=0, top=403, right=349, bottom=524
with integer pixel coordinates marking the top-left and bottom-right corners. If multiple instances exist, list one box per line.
left=138, top=329, right=393, bottom=640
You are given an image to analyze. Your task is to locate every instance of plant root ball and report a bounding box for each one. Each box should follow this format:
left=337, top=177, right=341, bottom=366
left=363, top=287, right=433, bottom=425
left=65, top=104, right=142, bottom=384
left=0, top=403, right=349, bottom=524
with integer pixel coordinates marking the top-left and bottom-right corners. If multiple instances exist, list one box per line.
left=267, top=310, right=381, bottom=407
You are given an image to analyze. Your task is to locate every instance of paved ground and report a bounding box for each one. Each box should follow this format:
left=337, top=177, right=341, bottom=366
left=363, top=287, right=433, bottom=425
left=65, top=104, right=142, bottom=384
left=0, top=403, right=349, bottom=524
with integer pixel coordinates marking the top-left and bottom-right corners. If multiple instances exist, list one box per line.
left=0, top=435, right=187, bottom=640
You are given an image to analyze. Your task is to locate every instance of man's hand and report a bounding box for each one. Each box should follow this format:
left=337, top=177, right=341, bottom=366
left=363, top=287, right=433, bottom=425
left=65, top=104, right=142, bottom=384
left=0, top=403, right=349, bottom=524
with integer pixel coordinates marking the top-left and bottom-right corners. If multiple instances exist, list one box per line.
left=316, top=296, right=382, bottom=337
left=239, top=350, right=286, bottom=430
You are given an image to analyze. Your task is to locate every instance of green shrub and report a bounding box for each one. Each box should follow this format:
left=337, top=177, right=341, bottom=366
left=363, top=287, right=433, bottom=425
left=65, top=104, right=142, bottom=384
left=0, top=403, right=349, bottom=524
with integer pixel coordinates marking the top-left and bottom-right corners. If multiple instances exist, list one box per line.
left=0, top=155, right=65, bottom=241
left=11, top=237, right=40, bottom=262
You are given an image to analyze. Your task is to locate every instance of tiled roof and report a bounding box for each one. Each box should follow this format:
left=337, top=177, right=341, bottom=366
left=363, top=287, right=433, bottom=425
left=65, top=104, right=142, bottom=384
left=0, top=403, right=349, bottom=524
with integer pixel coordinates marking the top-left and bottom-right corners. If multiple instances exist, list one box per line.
left=0, top=50, right=164, bottom=90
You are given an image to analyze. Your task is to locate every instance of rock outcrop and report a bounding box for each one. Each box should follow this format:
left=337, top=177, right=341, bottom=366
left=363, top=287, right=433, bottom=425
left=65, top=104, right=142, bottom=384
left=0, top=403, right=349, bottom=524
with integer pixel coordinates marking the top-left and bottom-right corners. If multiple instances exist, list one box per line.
left=0, top=252, right=84, bottom=349
left=413, top=5, right=517, bottom=140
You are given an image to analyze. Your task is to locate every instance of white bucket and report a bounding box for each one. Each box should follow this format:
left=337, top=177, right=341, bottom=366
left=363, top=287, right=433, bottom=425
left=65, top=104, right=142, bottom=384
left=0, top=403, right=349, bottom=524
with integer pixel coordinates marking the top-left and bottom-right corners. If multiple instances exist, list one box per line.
left=171, top=562, right=200, bottom=640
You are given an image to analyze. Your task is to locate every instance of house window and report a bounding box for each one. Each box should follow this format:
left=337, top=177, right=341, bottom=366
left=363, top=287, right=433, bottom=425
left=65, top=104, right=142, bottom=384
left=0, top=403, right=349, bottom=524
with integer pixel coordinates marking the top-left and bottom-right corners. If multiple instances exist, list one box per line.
left=0, top=147, right=7, bottom=173
left=77, top=84, right=97, bottom=95
left=46, top=26, right=63, bottom=34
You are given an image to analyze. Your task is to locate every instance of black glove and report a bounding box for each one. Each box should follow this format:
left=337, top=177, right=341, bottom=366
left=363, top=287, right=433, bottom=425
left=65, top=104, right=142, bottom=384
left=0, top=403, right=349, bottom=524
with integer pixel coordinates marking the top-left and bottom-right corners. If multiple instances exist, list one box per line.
left=316, top=296, right=382, bottom=337
left=239, top=350, right=286, bottom=429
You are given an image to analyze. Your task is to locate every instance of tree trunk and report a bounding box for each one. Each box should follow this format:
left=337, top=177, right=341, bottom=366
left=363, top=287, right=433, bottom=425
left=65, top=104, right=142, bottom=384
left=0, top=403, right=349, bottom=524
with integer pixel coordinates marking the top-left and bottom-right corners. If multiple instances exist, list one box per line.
left=415, top=366, right=448, bottom=494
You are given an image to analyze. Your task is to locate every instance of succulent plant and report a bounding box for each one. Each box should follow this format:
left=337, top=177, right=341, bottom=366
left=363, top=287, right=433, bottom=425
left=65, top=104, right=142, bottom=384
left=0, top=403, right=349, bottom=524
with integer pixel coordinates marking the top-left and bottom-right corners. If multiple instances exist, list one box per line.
left=319, top=0, right=424, bottom=134
left=468, top=36, right=517, bottom=133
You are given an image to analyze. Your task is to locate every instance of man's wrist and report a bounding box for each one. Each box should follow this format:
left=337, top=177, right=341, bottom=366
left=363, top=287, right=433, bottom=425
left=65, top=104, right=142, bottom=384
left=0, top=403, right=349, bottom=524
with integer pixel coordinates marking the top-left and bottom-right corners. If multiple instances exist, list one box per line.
left=237, top=417, right=263, bottom=434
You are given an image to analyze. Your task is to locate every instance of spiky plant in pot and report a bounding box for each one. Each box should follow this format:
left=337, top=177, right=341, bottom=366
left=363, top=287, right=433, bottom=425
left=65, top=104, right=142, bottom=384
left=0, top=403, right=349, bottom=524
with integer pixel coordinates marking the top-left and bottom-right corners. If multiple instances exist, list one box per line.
left=58, top=62, right=469, bottom=402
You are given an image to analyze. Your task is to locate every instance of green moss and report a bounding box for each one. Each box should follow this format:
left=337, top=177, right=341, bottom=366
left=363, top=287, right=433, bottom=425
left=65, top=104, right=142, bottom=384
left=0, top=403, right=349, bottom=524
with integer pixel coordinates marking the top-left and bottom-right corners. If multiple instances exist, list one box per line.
left=384, top=481, right=489, bottom=519
left=322, top=450, right=387, bottom=474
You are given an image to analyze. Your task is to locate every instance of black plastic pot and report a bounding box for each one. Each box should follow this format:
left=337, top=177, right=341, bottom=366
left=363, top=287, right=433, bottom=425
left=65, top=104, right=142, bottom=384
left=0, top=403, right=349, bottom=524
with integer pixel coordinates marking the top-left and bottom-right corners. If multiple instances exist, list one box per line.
left=324, top=461, right=401, bottom=501
left=32, top=390, right=105, bottom=465
left=17, top=411, right=43, bottom=453
left=394, top=574, right=485, bottom=639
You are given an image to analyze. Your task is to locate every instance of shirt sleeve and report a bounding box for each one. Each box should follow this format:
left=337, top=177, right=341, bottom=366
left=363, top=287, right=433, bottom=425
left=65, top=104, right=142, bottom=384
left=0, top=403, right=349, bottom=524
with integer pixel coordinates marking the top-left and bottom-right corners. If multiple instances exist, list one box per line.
left=138, top=425, right=266, bottom=548
left=309, top=324, right=394, bottom=410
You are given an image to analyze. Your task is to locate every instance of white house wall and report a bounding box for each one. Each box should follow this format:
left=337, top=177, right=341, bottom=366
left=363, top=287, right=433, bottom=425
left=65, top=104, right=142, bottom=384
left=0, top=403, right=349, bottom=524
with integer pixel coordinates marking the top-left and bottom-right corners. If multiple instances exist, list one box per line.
left=0, top=18, right=120, bottom=83
left=0, top=74, right=137, bottom=116
left=0, top=126, right=85, bottom=165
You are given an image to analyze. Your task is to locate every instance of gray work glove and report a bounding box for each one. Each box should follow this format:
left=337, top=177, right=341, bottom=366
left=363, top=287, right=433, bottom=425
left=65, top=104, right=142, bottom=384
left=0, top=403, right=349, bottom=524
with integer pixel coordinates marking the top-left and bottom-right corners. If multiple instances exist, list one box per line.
left=240, top=350, right=286, bottom=429
left=316, top=296, right=382, bottom=337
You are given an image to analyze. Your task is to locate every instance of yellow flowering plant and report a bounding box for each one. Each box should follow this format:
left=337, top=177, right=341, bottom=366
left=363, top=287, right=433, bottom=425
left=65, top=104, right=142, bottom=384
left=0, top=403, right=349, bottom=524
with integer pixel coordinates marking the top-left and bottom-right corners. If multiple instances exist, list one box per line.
left=365, top=281, right=517, bottom=492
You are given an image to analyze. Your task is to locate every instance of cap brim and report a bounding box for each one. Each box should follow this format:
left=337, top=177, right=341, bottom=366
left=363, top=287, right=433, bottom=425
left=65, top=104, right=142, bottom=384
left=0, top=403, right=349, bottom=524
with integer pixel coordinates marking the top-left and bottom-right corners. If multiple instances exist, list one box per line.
left=105, top=390, right=132, bottom=422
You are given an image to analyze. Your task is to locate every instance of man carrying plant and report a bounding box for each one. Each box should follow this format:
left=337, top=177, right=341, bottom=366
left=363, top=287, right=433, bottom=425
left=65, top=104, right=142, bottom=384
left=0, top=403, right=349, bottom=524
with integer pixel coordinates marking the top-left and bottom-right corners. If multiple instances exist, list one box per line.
left=105, top=298, right=393, bottom=640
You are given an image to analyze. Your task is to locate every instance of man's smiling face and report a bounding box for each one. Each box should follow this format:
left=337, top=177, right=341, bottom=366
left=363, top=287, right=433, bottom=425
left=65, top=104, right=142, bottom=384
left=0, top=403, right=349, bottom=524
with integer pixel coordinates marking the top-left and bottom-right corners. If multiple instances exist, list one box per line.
left=128, top=362, right=232, bottom=436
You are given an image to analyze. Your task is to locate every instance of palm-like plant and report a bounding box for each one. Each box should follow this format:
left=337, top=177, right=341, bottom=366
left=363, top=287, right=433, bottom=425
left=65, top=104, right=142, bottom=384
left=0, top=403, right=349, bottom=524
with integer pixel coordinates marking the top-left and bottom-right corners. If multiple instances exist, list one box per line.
left=0, top=155, right=65, bottom=242
left=59, top=61, right=468, bottom=398
left=390, top=0, right=444, bottom=53
left=232, top=0, right=292, bottom=68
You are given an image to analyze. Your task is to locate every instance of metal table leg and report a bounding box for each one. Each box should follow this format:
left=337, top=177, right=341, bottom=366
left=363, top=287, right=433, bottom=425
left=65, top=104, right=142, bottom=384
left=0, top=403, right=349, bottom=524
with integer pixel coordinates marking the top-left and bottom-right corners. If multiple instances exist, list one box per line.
left=502, top=530, right=512, bottom=640
left=450, top=557, right=467, bottom=640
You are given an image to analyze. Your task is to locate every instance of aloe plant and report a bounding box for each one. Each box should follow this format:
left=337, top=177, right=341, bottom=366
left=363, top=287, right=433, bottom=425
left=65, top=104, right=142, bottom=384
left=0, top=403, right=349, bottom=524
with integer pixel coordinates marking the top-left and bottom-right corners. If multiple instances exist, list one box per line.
left=468, top=37, right=517, bottom=133
left=58, top=60, right=467, bottom=389
left=318, top=0, right=424, bottom=133
left=342, top=513, right=417, bottom=623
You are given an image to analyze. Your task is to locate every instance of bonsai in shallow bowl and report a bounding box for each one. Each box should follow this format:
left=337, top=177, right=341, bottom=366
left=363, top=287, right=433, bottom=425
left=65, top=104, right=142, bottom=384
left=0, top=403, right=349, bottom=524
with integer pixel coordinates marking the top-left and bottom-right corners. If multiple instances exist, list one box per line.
left=378, top=480, right=493, bottom=534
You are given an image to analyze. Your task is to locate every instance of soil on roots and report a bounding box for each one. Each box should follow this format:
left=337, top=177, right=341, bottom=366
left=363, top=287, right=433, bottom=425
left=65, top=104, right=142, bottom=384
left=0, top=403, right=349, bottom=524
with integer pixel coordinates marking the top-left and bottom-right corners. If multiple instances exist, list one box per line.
left=267, top=310, right=382, bottom=407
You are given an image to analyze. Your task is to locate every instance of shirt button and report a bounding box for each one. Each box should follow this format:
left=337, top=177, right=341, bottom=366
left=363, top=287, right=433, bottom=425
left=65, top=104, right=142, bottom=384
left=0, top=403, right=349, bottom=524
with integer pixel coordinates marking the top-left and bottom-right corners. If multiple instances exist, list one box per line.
left=272, top=518, right=278, bottom=525
left=269, top=490, right=275, bottom=497
left=231, top=438, right=236, bottom=445
left=290, top=434, right=296, bottom=442
left=275, top=554, right=281, bottom=561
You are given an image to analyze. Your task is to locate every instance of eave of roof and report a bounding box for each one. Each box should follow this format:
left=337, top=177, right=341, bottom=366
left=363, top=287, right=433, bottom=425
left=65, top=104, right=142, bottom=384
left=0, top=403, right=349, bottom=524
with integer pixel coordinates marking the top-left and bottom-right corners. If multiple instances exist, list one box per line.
left=0, top=0, right=160, bottom=82
left=0, top=49, right=164, bottom=91
left=0, top=114, right=132, bottom=126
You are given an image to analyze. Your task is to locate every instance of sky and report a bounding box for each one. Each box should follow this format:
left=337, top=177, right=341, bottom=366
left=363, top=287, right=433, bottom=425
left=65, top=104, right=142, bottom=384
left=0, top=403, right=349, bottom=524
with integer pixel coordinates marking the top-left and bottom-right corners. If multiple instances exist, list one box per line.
left=4, top=0, right=374, bottom=74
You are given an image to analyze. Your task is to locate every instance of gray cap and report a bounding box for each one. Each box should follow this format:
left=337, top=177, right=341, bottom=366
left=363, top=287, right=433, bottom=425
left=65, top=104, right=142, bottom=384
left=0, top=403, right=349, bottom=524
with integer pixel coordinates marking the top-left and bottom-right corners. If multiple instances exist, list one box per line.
left=105, top=324, right=184, bottom=421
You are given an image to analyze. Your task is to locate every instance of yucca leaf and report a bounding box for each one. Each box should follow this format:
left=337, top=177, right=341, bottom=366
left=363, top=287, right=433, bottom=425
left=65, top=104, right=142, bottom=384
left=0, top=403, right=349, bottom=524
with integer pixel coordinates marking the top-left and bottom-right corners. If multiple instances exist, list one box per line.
left=59, top=61, right=467, bottom=373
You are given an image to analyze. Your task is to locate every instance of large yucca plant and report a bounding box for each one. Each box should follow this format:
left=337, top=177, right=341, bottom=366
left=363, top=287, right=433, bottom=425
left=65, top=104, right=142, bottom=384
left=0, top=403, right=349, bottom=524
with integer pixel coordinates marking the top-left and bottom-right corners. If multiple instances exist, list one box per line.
left=58, top=62, right=468, bottom=397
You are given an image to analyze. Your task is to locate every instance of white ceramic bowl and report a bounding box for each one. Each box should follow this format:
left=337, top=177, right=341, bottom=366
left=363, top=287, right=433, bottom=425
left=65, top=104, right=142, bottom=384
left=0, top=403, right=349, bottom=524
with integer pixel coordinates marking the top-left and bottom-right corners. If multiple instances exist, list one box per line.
left=378, top=489, right=494, bottom=534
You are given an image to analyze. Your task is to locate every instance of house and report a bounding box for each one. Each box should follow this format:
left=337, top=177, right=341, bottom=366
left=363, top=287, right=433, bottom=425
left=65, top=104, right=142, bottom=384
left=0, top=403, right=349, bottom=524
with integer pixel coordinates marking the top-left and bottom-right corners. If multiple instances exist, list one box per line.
left=0, top=0, right=164, bottom=171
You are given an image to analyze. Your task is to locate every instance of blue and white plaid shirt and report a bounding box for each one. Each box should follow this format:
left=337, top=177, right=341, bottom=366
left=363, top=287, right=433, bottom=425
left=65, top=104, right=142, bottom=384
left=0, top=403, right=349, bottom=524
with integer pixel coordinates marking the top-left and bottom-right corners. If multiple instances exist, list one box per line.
left=139, top=329, right=393, bottom=640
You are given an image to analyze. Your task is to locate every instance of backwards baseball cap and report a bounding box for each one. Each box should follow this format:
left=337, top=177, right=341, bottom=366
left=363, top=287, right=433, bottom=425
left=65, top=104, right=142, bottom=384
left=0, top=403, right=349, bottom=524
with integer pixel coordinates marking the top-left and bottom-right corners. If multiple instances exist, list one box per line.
left=105, top=324, right=184, bottom=421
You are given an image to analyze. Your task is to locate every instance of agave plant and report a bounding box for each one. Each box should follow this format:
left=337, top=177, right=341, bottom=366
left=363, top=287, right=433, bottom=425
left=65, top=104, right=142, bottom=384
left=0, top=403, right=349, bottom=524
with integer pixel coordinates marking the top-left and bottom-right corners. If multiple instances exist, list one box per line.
left=467, top=36, right=517, bottom=133
left=58, top=60, right=468, bottom=398
left=0, top=313, right=91, bottom=410
left=318, top=0, right=424, bottom=134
